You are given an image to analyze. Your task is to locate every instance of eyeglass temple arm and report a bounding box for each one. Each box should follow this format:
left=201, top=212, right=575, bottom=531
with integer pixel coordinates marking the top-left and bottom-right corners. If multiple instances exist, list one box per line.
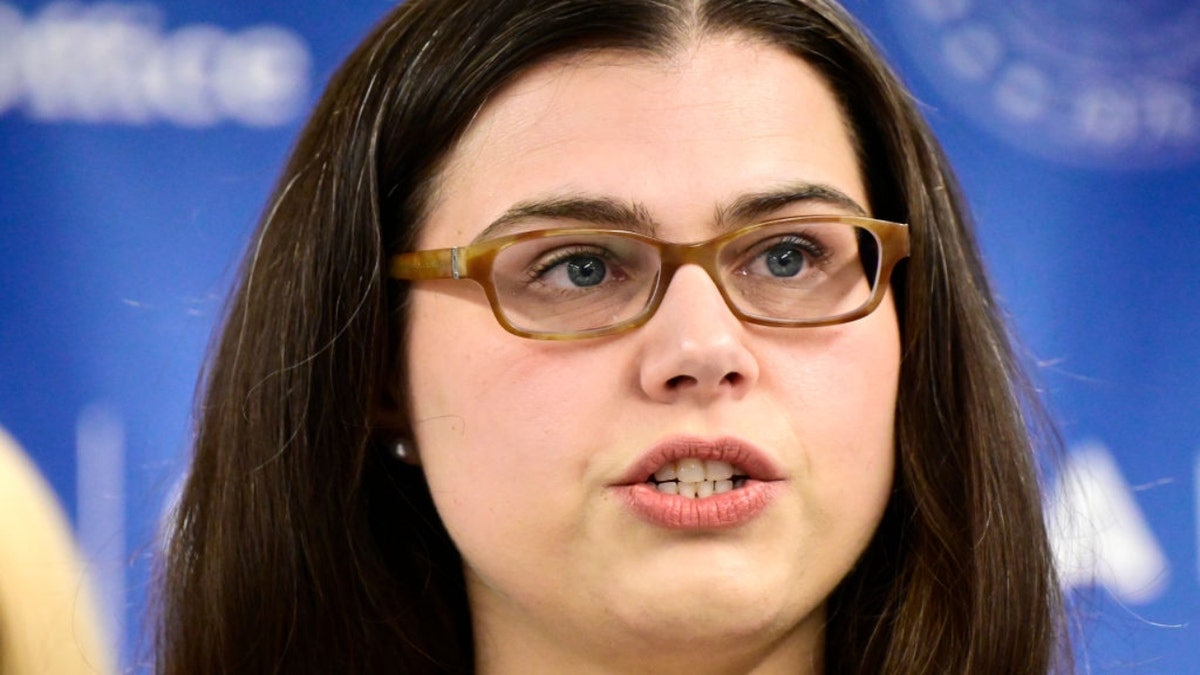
left=389, top=248, right=460, bottom=280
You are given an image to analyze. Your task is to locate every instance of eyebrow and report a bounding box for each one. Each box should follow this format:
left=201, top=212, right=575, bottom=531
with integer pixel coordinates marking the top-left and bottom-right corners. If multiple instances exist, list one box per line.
left=716, top=183, right=868, bottom=225
left=472, top=182, right=868, bottom=242
left=472, top=196, right=660, bottom=242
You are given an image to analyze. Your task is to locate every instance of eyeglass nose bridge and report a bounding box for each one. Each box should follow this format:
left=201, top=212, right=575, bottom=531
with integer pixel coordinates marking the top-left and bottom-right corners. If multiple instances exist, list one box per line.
left=635, top=237, right=747, bottom=328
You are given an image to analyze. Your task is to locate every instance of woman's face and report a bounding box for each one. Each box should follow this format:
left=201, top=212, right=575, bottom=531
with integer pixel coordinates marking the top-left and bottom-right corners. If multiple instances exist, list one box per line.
left=406, top=35, right=899, bottom=671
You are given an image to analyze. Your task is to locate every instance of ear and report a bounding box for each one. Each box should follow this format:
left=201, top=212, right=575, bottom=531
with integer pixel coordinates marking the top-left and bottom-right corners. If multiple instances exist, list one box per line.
left=372, top=376, right=421, bottom=466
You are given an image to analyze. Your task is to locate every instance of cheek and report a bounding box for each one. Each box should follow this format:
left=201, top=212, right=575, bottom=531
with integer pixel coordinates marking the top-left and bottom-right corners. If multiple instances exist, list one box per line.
left=405, top=284, right=617, bottom=561
left=770, top=310, right=900, bottom=541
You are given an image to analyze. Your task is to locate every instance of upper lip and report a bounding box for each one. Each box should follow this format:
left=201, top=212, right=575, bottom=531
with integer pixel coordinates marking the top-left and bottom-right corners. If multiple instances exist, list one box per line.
left=614, top=435, right=785, bottom=486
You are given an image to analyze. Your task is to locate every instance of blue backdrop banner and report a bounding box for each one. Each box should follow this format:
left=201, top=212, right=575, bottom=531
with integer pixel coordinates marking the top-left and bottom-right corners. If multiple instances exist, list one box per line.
left=2, top=1, right=1198, bottom=671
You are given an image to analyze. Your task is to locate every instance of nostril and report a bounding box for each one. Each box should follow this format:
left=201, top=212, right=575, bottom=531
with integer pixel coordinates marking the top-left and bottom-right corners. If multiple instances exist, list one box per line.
left=722, top=372, right=742, bottom=387
left=665, top=374, right=698, bottom=389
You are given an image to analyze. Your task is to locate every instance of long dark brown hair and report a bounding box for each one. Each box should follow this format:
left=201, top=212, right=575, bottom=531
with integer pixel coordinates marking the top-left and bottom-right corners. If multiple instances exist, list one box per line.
left=156, top=0, right=1068, bottom=672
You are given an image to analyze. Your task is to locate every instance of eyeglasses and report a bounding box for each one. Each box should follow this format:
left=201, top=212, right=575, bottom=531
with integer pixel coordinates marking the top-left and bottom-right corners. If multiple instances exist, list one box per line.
left=390, top=215, right=909, bottom=340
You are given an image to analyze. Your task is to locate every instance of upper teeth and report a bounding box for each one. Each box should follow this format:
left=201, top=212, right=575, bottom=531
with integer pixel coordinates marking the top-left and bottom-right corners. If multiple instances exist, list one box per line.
left=650, top=459, right=747, bottom=498
left=653, top=458, right=739, bottom=483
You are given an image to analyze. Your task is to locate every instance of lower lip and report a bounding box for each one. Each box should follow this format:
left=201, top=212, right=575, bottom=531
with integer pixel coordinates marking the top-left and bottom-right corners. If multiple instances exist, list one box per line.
left=615, top=480, right=782, bottom=529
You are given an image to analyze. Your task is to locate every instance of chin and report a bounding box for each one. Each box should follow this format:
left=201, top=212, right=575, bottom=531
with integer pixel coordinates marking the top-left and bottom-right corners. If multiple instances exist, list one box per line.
left=584, top=597, right=825, bottom=674
left=601, top=573, right=821, bottom=650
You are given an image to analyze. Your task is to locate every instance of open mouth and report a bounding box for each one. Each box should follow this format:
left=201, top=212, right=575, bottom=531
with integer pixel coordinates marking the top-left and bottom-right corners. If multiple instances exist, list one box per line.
left=647, top=458, right=749, bottom=498
left=616, top=436, right=782, bottom=529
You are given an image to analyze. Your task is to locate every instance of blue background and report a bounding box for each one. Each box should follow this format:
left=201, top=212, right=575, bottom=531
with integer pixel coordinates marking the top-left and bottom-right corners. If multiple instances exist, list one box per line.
left=2, top=0, right=1197, bottom=671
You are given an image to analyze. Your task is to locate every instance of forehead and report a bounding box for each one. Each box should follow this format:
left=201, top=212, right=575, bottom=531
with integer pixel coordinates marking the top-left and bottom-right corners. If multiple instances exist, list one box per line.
left=421, top=35, right=866, bottom=247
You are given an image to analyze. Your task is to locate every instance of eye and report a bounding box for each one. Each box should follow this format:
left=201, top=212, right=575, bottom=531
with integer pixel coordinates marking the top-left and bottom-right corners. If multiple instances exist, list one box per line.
left=529, top=246, right=621, bottom=289
left=763, top=242, right=807, bottom=277
left=741, top=235, right=827, bottom=279
left=560, top=253, right=607, bottom=287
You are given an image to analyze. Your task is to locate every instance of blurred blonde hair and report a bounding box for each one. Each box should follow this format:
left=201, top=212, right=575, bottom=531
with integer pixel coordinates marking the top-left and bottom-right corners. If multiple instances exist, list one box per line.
left=0, top=426, right=114, bottom=675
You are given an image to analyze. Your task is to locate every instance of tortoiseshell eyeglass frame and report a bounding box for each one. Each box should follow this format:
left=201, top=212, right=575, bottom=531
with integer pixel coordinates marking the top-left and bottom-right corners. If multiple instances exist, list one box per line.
left=389, top=215, right=909, bottom=340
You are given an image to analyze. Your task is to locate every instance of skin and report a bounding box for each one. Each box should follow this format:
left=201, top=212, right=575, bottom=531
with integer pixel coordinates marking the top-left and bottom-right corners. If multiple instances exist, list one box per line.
left=405, top=34, right=900, bottom=675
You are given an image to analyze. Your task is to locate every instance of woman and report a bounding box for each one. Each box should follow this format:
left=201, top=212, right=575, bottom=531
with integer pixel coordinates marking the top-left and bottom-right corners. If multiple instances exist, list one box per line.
left=157, top=0, right=1068, bottom=672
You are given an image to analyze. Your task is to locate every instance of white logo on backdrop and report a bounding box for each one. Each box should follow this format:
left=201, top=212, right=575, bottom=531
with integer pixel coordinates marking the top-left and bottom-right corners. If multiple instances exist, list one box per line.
left=1046, top=441, right=1170, bottom=604
left=0, top=2, right=311, bottom=126
left=890, top=0, right=1200, bottom=169
left=75, top=404, right=125, bottom=659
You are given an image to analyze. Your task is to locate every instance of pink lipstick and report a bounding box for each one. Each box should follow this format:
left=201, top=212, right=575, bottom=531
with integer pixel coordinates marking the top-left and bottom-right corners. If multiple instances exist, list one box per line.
left=612, top=436, right=784, bottom=529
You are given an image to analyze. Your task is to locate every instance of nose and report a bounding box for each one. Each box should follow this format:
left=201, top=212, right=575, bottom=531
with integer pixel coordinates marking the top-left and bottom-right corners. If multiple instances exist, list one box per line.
left=636, top=265, right=760, bottom=404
